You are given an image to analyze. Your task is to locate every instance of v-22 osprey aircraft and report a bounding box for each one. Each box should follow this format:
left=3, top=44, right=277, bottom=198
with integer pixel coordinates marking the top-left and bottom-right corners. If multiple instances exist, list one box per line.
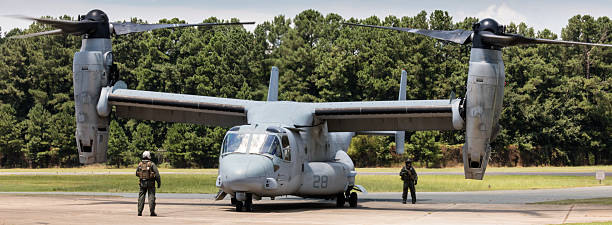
left=10, top=9, right=612, bottom=212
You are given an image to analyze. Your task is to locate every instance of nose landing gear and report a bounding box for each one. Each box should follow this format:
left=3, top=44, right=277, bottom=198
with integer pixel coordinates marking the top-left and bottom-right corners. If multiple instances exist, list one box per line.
left=348, top=192, right=358, bottom=207
left=233, top=193, right=253, bottom=212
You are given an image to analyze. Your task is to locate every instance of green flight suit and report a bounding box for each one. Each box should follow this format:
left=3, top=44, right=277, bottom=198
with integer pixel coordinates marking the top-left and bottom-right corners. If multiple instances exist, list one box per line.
left=400, top=165, right=418, bottom=204
left=136, top=160, right=161, bottom=215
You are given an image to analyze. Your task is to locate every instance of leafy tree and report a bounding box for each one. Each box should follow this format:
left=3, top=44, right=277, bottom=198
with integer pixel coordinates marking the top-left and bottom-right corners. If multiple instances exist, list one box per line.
left=48, top=98, right=77, bottom=166
left=163, top=123, right=204, bottom=168
left=0, top=104, right=24, bottom=167
left=348, top=136, right=394, bottom=167
left=130, top=123, right=156, bottom=160
left=22, top=104, right=52, bottom=168
left=107, top=120, right=132, bottom=167
left=406, top=131, right=442, bottom=167
left=0, top=11, right=610, bottom=168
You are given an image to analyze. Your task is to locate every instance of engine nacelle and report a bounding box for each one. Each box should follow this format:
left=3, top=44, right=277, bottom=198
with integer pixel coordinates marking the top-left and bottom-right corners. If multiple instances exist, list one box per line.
left=463, top=48, right=505, bottom=180
left=73, top=39, right=112, bottom=164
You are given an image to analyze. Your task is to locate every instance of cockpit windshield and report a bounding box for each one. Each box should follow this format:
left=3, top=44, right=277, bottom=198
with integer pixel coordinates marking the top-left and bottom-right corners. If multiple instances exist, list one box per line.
left=222, top=133, right=281, bottom=156
left=222, top=133, right=249, bottom=153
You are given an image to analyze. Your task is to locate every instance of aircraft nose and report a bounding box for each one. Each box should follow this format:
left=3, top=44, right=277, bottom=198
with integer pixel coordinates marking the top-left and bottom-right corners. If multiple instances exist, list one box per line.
left=218, top=154, right=273, bottom=192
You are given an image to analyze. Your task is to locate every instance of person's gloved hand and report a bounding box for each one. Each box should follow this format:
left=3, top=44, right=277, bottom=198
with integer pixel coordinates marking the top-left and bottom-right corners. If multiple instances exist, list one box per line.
left=157, top=183, right=161, bottom=188
left=414, top=181, right=417, bottom=185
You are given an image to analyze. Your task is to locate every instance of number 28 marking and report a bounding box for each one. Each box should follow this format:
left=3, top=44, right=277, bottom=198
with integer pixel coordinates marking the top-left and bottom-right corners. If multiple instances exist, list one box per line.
left=313, top=175, right=328, bottom=188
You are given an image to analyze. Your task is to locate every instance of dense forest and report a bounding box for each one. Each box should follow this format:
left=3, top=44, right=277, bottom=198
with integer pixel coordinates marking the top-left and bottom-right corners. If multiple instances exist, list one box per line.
left=0, top=10, right=610, bottom=168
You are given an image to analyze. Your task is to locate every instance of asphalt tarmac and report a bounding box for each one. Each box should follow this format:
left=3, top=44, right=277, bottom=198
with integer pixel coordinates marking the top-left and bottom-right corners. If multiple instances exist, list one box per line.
left=1, top=186, right=611, bottom=225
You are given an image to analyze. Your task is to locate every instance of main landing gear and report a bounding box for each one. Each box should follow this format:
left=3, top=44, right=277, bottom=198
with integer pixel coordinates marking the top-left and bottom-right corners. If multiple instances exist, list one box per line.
left=232, top=193, right=253, bottom=212
left=336, top=190, right=358, bottom=208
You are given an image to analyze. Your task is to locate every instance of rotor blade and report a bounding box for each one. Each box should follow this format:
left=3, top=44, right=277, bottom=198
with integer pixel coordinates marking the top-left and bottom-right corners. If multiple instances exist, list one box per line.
left=343, top=23, right=473, bottom=45
left=9, top=15, right=98, bottom=35
left=110, top=21, right=256, bottom=35
left=480, top=32, right=612, bottom=48
left=9, top=29, right=64, bottom=39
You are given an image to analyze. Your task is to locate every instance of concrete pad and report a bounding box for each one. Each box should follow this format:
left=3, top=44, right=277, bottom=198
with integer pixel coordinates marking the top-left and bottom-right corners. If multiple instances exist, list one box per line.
left=1, top=194, right=611, bottom=225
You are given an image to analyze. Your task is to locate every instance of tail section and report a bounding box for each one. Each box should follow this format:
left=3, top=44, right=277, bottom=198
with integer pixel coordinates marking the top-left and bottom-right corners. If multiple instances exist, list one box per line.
left=395, top=70, right=407, bottom=154
left=398, top=69, right=407, bottom=100
left=267, top=66, right=279, bottom=101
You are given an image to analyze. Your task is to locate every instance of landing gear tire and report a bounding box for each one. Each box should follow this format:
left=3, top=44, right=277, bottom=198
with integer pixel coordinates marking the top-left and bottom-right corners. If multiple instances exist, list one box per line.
left=245, top=193, right=253, bottom=212
left=235, top=201, right=243, bottom=212
left=336, top=192, right=345, bottom=207
left=231, top=197, right=237, bottom=206
left=348, top=192, right=358, bottom=208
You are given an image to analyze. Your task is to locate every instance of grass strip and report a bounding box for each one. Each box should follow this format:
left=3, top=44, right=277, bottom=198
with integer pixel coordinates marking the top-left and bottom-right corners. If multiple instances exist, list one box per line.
left=0, top=174, right=218, bottom=193
left=356, top=166, right=612, bottom=173
left=533, top=197, right=612, bottom=205
left=1, top=174, right=609, bottom=193
left=356, top=175, right=612, bottom=192
left=549, top=222, right=612, bottom=225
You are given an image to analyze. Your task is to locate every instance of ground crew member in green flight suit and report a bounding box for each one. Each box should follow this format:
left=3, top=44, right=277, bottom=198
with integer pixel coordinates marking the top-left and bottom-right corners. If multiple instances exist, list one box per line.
left=136, top=151, right=161, bottom=216
left=400, top=159, right=418, bottom=204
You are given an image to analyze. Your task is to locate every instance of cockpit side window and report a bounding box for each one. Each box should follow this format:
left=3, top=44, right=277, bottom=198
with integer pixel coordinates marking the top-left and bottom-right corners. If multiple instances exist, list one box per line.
left=281, top=135, right=291, bottom=161
left=271, top=137, right=281, bottom=157
left=274, top=142, right=282, bottom=158
left=281, top=135, right=290, bottom=148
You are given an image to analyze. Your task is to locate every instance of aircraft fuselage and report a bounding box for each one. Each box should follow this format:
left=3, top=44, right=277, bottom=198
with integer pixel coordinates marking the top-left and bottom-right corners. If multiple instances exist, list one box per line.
left=216, top=122, right=357, bottom=200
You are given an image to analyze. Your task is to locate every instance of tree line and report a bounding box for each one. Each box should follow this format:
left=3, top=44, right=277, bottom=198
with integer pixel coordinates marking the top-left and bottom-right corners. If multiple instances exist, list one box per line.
left=0, top=10, right=610, bottom=168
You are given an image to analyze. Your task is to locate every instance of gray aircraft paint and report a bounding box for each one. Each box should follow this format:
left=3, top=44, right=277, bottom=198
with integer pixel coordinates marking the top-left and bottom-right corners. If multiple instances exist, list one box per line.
left=267, top=67, right=279, bottom=102
left=99, top=69, right=465, bottom=206
left=463, top=48, right=505, bottom=180
left=73, top=38, right=112, bottom=164
left=395, top=69, right=407, bottom=154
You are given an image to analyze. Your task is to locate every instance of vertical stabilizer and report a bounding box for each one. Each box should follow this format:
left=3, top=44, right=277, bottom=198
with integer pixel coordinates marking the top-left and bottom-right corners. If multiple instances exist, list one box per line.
left=399, top=69, right=407, bottom=101
left=267, top=66, right=279, bottom=101
left=395, top=69, right=407, bottom=154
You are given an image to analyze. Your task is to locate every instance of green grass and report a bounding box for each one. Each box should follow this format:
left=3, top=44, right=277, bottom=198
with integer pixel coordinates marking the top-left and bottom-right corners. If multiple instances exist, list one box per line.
left=0, top=174, right=218, bottom=193
left=356, top=165, right=612, bottom=173
left=533, top=197, right=612, bottom=205
left=0, top=168, right=218, bottom=173
left=552, top=222, right=612, bottom=225
left=1, top=174, right=610, bottom=193
left=356, top=175, right=612, bottom=192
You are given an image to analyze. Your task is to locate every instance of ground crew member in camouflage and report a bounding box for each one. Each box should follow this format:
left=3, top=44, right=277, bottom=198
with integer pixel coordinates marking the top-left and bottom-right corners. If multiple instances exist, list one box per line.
left=400, top=159, right=418, bottom=204
left=136, top=151, right=161, bottom=216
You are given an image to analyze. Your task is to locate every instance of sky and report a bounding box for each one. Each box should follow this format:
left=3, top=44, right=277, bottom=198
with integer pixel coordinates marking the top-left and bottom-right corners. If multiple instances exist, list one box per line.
left=0, top=0, right=611, bottom=37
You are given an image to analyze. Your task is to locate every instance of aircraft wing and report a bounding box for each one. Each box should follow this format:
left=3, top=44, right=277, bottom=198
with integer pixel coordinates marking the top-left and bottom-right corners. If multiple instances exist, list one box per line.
left=312, top=100, right=456, bottom=132
left=106, top=88, right=260, bottom=127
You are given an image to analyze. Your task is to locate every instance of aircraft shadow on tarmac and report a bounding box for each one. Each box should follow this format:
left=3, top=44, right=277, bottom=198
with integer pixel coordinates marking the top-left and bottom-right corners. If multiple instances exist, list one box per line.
left=72, top=197, right=547, bottom=216
left=71, top=198, right=219, bottom=207
left=222, top=201, right=544, bottom=216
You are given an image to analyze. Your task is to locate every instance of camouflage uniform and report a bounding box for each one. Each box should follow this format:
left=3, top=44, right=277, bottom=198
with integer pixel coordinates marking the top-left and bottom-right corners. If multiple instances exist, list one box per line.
left=400, top=163, right=418, bottom=204
left=136, top=159, right=161, bottom=216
